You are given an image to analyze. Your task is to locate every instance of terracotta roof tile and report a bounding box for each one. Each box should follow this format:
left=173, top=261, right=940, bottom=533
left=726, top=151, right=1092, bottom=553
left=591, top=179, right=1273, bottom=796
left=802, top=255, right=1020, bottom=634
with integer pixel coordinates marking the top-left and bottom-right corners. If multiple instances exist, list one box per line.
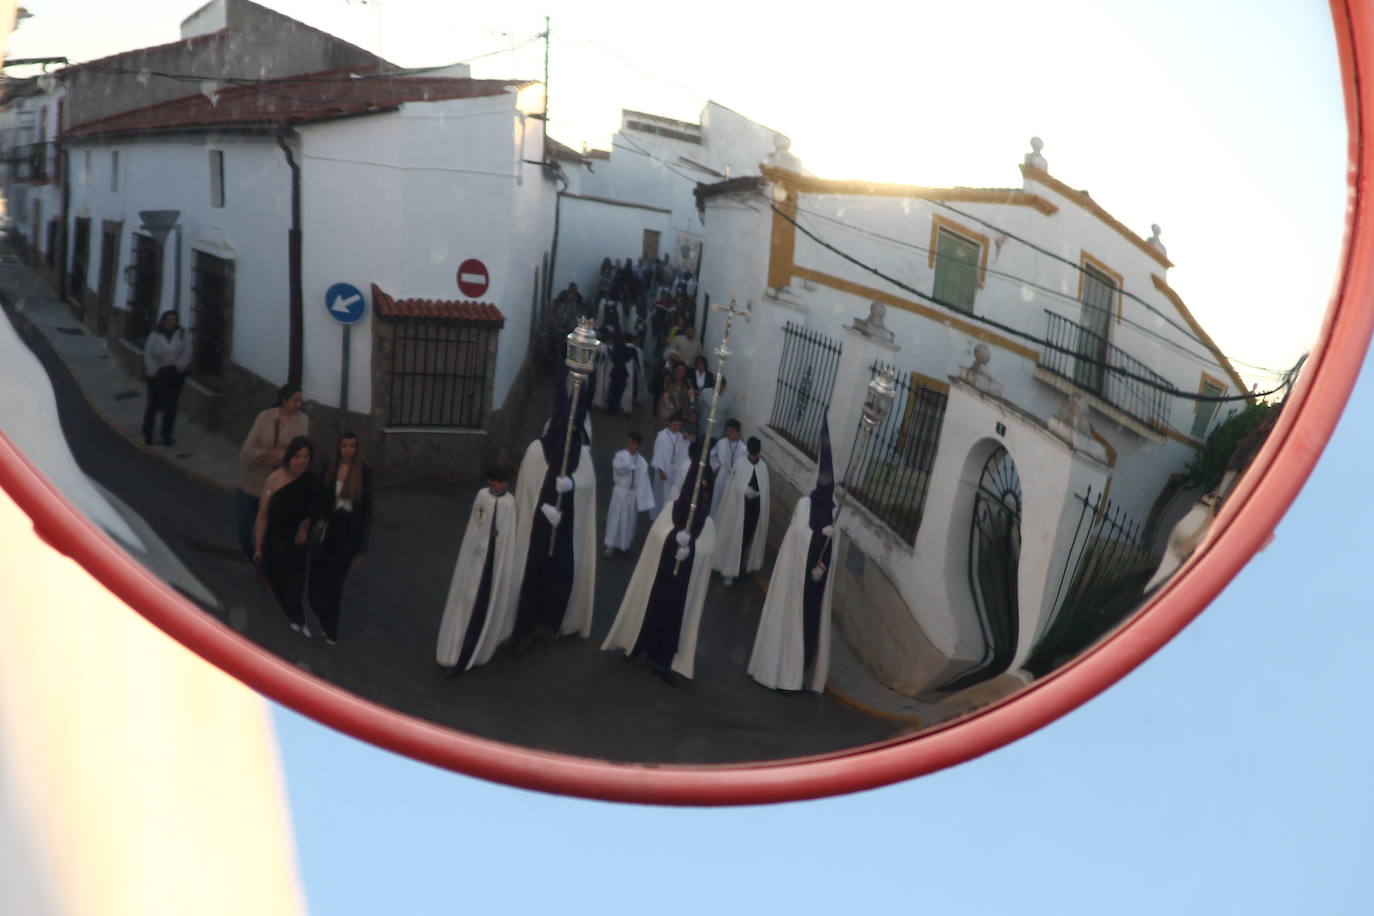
left=63, top=68, right=522, bottom=138
left=371, top=284, right=505, bottom=325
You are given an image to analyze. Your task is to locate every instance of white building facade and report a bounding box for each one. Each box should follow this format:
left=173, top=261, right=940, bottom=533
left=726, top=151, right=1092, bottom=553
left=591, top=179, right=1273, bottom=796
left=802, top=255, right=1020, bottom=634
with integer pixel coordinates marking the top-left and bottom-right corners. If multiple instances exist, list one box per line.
left=695, top=145, right=1251, bottom=699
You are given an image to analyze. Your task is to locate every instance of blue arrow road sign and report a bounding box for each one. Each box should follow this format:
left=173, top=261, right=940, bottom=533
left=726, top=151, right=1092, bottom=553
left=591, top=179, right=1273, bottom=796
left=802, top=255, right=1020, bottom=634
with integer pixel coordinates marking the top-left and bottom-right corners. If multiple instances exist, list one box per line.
left=325, top=282, right=367, bottom=325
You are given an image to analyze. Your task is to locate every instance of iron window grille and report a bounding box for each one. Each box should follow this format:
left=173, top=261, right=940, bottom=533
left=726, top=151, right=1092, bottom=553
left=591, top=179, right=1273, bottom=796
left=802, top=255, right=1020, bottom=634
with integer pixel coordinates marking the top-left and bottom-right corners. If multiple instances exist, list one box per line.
left=849, top=362, right=949, bottom=545
left=191, top=252, right=234, bottom=390
left=123, top=234, right=160, bottom=346
left=766, top=321, right=843, bottom=460
left=387, top=320, right=496, bottom=429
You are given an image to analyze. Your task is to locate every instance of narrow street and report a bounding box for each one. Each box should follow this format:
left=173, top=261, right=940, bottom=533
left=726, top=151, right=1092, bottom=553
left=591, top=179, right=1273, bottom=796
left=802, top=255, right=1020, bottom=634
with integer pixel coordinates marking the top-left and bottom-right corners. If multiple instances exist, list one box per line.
left=3, top=268, right=903, bottom=764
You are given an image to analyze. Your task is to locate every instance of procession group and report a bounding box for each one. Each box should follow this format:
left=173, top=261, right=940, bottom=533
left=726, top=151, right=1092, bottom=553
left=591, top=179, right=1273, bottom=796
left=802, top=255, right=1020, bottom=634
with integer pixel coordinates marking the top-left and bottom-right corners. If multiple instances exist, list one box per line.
left=435, top=325, right=840, bottom=694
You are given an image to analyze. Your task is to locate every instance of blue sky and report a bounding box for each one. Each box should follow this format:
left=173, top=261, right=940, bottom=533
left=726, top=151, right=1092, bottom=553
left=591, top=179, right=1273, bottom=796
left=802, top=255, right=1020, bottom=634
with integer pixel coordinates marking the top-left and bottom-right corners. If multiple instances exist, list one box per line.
left=273, top=350, right=1374, bottom=914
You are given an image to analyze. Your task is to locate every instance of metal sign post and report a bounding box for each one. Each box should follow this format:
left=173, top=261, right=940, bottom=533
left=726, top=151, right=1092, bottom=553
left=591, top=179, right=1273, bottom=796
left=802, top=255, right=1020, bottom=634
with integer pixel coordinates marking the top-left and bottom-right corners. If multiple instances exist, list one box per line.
left=325, top=282, right=367, bottom=427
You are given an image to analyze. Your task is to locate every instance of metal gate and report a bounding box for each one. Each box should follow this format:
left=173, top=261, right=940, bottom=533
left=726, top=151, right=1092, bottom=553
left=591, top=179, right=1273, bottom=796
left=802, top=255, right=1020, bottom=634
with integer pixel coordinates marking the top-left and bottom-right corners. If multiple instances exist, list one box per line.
left=941, top=446, right=1022, bottom=692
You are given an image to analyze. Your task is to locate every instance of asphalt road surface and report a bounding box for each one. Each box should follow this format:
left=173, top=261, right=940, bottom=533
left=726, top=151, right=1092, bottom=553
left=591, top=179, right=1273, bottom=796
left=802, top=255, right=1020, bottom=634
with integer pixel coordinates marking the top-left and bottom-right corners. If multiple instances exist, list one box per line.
left=14, top=312, right=900, bottom=764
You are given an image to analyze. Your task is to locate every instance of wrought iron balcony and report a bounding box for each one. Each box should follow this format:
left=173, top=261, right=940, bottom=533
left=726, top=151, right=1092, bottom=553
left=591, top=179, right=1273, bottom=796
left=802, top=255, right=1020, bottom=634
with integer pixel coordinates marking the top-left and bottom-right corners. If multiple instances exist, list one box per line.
left=1037, top=309, right=1174, bottom=432
left=1, top=141, right=58, bottom=181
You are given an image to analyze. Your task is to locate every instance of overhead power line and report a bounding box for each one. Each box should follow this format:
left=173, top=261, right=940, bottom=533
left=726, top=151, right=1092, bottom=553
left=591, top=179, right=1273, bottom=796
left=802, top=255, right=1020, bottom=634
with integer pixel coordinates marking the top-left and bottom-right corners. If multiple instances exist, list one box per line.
left=769, top=201, right=1292, bottom=404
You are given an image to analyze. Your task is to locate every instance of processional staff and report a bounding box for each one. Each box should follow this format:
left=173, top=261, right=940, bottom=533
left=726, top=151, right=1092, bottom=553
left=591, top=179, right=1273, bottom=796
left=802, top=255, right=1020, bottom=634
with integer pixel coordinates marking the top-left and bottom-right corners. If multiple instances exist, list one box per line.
left=674, top=294, right=751, bottom=575
left=550, top=317, right=600, bottom=555
left=812, top=367, right=897, bottom=579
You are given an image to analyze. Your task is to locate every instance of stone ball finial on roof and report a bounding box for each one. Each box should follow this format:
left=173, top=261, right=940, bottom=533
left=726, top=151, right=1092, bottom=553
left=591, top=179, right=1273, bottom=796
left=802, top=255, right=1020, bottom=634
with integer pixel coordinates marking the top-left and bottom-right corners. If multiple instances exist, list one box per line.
left=766, top=132, right=801, bottom=171
left=1148, top=223, right=1167, bottom=256
left=1024, top=136, right=1048, bottom=171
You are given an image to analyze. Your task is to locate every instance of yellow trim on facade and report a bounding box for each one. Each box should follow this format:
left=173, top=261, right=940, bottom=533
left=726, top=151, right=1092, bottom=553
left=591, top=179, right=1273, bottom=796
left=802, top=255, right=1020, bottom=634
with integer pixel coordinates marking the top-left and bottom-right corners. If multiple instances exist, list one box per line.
left=768, top=186, right=798, bottom=290
left=1019, top=163, right=1173, bottom=269
left=928, top=214, right=990, bottom=289
left=909, top=370, right=950, bottom=393
left=792, top=264, right=1041, bottom=362
left=1078, top=251, right=1125, bottom=321
left=1150, top=274, right=1252, bottom=400
left=762, top=164, right=1060, bottom=215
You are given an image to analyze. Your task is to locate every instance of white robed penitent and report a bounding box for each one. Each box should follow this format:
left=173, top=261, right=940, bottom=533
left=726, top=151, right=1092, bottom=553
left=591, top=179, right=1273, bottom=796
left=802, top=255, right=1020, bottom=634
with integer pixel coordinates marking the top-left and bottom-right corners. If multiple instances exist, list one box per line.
left=650, top=427, right=685, bottom=509
left=605, top=449, right=655, bottom=550
left=601, top=502, right=716, bottom=679
left=748, top=496, right=835, bottom=692
left=712, top=456, right=770, bottom=578
left=708, top=436, right=744, bottom=518
left=435, top=487, right=517, bottom=671
left=509, top=438, right=599, bottom=639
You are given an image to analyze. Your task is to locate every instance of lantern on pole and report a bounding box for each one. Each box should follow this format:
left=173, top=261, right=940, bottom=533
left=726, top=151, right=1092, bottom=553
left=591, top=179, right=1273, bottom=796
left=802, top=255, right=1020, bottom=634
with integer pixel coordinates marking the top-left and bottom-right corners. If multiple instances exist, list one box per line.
left=550, top=318, right=599, bottom=554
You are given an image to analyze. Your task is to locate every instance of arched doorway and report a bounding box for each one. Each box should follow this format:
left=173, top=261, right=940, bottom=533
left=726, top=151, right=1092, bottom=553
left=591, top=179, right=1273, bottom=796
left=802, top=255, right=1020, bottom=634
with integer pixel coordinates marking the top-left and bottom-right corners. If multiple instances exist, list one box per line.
left=941, top=446, right=1021, bottom=692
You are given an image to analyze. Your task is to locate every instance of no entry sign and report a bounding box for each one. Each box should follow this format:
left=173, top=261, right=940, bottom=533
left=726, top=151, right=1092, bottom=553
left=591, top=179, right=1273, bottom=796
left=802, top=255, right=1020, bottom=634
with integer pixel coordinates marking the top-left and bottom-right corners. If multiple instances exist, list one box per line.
left=457, top=259, right=489, bottom=298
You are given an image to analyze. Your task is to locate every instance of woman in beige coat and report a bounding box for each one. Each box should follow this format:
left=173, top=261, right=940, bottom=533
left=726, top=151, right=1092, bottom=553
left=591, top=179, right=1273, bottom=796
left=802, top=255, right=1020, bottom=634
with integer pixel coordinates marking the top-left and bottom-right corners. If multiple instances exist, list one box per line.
left=234, top=384, right=309, bottom=559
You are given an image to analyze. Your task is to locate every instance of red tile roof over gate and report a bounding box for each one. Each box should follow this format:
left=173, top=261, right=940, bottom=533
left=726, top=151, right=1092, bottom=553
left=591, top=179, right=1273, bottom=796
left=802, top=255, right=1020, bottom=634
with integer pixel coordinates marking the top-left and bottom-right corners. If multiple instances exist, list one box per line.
left=63, top=69, right=525, bottom=138
left=371, top=284, right=505, bottom=325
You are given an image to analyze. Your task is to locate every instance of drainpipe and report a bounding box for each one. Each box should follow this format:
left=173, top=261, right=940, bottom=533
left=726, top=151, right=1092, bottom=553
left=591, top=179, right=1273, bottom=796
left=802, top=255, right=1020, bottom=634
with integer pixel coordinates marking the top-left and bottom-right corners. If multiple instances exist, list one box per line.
left=58, top=145, right=69, bottom=301
left=276, top=129, right=303, bottom=388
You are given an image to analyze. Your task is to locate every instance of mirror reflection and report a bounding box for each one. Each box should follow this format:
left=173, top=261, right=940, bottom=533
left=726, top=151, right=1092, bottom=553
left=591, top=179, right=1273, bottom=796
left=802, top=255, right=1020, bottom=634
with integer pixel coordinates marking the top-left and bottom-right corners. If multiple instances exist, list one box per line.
left=0, top=0, right=1345, bottom=764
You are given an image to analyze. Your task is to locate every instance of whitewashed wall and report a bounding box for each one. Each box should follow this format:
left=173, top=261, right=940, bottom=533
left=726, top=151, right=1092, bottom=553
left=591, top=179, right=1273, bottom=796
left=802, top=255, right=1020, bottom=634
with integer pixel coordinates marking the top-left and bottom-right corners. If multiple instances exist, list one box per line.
left=298, top=86, right=555, bottom=414
left=65, top=134, right=292, bottom=384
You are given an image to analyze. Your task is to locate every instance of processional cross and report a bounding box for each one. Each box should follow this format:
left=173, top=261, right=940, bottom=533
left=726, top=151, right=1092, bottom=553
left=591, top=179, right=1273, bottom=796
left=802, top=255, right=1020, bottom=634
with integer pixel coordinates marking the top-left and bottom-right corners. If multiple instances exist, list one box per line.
left=675, top=294, right=751, bottom=575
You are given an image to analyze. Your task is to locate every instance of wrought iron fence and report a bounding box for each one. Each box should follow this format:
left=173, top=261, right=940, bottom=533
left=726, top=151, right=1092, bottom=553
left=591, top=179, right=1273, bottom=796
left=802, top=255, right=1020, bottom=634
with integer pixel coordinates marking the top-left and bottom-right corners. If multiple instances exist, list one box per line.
left=767, top=321, right=842, bottom=459
left=848, top=362, right=949, bottom=544
left=1024, top=485, right=1160, bottom=676
left=387, top=320, right=496, bottom=428
left=1038, top=309, right=1174, bottom=431
left=3, top=142, right=57, bottom=181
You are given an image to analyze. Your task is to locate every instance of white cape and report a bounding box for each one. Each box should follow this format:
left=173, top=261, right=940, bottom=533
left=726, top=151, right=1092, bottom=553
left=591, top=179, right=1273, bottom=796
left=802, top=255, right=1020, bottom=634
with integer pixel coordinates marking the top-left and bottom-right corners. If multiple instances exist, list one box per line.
left=435, top=488, right=517, bottom=670
left=605, top=450, right=655, bottom=550
left=509, top=439, right=598, bottom=639
left=601, top=505, right=716, bottom=679
left=708, top=437, right=745, bottom=518
left=712, top=457, right=770, bottom=577
left=748, top=497, right=835, bottom=692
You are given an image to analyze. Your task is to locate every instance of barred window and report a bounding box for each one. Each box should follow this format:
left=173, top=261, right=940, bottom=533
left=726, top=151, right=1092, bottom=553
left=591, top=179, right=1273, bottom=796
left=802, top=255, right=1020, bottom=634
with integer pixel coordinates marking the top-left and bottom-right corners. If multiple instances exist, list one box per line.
left=388, top=321, right=497, bottom=428
left=191, top=252, right=234, bottom=389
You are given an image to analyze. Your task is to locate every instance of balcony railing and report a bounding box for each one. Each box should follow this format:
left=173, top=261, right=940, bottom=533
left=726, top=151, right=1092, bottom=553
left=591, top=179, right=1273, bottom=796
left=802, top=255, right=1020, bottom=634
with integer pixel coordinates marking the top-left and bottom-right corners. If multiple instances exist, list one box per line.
left=1038, top=309, right=1173, bottom=431
left=1, top=141, right=58, bottom=181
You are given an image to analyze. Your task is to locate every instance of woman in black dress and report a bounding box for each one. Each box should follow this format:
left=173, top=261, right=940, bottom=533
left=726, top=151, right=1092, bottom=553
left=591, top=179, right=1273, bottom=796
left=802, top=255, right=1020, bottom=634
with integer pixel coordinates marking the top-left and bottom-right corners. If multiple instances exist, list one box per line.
left=307, top=431, right=374, bottom=646
left=253, top=436, right=321, bottom=636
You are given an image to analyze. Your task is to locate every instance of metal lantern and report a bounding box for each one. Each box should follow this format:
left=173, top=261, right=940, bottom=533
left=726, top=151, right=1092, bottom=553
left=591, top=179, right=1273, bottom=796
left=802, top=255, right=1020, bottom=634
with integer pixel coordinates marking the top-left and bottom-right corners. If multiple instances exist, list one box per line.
left=861, top=367, right=898, bottom=431
left=565, top=317, right=600, bottom=378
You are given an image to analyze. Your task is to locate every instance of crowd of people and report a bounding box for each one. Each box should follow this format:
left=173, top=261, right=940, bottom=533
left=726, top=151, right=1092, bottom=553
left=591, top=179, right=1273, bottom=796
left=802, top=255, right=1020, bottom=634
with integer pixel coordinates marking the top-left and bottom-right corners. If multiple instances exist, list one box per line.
left=230, top=253, right=837, bottom=696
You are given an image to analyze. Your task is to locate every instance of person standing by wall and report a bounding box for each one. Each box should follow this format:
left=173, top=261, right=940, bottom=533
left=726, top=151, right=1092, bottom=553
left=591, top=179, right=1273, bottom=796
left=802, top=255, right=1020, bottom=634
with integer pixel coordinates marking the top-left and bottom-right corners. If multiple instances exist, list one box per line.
left=235, top=384, right=310, bottom=560
left=141, top=310, right=191, bottom=447
left=307, top=431, right=373, bottom=646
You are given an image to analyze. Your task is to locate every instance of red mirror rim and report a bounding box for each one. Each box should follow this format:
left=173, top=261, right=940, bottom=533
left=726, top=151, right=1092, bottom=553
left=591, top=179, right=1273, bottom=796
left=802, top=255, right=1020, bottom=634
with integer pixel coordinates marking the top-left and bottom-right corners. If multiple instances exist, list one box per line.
left=3, top=0, right=1372, bottom=806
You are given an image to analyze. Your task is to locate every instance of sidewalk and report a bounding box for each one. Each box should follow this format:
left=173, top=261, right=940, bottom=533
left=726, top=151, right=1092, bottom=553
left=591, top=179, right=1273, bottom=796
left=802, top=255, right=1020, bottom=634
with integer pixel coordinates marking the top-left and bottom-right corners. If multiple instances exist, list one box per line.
left=0, top=251, right=243, bottom=494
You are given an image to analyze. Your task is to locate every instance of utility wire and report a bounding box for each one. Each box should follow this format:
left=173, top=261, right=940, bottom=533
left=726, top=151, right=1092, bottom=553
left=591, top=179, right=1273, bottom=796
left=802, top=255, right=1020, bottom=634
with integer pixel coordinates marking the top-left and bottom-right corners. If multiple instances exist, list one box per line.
left=789, top=202, right=1290, bottom=377
left=770, top=201, right=1292, bottom=404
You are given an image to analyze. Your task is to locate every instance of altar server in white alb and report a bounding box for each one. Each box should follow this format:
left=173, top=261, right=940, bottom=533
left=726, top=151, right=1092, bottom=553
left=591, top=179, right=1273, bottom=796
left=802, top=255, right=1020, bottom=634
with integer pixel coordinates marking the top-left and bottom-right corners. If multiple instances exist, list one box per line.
left=602, top=462, right=716, bottom=684
left=604, top=431, right=656, bottom=558
left=708, top=418, right=745, bottom=517
left=651, top=414, right=687, bottom=509
left=749, top=419, right=837, bottom=692
left=508, top=375, right=598, bottom=653
left=712, top=436, right=769, bottom=586
left=435, top=467, right=518, bottom=675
